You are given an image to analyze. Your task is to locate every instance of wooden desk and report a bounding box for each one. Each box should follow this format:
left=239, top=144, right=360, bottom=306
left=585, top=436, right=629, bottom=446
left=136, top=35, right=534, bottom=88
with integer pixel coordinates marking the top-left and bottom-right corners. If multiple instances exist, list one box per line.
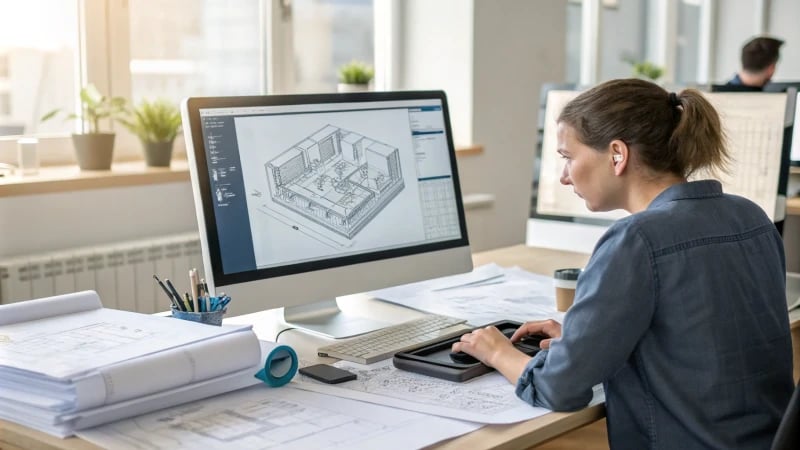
left=788, top=196, right=800, bottom=216
left=4, top=245, right=798, bottom=450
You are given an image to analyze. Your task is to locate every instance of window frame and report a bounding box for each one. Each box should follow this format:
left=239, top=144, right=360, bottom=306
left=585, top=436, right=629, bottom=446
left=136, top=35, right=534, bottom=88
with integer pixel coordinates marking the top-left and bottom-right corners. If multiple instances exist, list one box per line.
left=1, top=0, right=388, bottom=168
left=577, top=0, right=716, bottom=86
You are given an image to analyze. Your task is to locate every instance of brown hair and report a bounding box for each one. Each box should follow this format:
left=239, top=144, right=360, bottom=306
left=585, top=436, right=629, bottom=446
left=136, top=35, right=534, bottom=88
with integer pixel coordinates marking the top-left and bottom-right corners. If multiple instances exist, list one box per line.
left=742, top=36, right=784, bottom=73
left=557, top=78, right=728, bottom=178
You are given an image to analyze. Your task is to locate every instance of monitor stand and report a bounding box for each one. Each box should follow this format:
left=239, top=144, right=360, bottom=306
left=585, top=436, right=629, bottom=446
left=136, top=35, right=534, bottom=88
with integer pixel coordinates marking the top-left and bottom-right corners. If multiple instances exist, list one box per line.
left=283, top=299, right=392, bottom=339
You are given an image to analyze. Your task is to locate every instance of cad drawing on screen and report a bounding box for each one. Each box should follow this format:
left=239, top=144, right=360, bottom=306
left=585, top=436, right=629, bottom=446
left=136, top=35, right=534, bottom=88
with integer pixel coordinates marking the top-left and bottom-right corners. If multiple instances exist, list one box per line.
left=265, top=124, right=404, bottom=240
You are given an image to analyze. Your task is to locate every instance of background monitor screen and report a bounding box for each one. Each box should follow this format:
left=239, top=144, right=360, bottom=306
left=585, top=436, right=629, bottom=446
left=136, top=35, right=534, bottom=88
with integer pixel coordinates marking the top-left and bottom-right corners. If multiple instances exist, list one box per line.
left=181, top=91, right=472, bottom=337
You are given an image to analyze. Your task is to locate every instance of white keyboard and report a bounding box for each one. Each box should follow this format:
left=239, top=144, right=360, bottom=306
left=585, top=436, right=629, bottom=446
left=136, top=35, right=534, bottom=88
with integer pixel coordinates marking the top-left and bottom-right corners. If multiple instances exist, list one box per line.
left=317, top=314, right=472, bottom=365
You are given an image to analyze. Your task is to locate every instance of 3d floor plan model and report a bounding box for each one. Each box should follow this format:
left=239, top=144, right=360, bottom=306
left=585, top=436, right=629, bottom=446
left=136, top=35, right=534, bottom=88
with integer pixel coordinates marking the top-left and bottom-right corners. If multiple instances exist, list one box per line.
left=266, top=125, right=405, bottom=239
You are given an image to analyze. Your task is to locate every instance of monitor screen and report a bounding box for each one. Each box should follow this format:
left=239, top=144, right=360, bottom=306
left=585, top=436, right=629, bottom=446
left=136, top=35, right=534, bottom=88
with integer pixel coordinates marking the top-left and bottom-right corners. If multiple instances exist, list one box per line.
left=181, top=91, right=472, bottom=337
left=764, top=81, right=800, bottom=93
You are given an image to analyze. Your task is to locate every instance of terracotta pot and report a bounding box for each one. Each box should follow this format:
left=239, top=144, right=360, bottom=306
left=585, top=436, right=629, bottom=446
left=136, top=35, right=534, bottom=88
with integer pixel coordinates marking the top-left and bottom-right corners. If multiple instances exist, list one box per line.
left=337, top=83, right=370, bottom=93
left=143, top=140, right=174, bottom=167
left=72, top=133, right=115, bottom=170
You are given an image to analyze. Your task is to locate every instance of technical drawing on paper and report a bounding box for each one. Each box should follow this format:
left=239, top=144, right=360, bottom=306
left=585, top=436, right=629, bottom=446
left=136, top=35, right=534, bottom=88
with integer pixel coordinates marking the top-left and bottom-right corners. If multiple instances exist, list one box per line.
left=266, top=125, right=404, bottom=239
left=5, top=323, right=155, bottom=359
left=76, top=386, right=480, bottom=450
left=333, top=361, right=518, bottom=413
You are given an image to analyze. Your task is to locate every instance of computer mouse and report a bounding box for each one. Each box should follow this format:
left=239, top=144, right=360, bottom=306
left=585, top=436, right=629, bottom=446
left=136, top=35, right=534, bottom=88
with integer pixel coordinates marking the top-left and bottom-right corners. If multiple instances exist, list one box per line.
left=514, top=334, right=546, bottom=356
left=519, top=334, right=546, bottom=347
left=449, top=350, right=479, bottom=365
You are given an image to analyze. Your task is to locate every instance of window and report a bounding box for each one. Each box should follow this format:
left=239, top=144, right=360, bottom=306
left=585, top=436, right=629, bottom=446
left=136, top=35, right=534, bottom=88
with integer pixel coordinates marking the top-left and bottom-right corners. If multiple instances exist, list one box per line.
left=127, top=0, right=376, bottom=99
left=565, top=1, right=582, bottom=84
left=675, top=0, right=702, bottom=84
left=0, top=0, right=78, bottom=137
left=598, top=0, right=648, bottom=81
left=289, top=0, right=374, bottom=93
left=128, top=0, right=263, bottom=105
left=0, top=0, right=380, bottom=166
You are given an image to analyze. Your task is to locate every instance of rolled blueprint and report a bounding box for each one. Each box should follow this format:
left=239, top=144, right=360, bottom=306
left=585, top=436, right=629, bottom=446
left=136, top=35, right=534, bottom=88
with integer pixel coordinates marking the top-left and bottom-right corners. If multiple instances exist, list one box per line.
left=255, top=341, right=298, bottom=387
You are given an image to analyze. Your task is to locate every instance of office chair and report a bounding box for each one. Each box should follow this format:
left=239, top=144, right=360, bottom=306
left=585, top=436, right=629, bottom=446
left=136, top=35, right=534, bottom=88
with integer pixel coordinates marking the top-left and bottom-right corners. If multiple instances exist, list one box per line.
left=771, top=381, right=800, bottom=450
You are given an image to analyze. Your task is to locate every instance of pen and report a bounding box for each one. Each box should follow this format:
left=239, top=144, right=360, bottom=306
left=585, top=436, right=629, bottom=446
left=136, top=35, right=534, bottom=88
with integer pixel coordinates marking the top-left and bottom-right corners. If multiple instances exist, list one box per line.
left=165, top=279, right=185, bottom=311
left=185, top=292, right=194, bottom=312
left=189, top=269, right=199, bottom=313
left=153, top=275, right=179, bottom=310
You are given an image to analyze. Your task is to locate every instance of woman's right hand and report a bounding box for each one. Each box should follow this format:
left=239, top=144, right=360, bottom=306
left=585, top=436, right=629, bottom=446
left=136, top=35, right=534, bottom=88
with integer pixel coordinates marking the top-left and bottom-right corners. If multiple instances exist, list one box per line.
left=510, top=319, right=562, bottom=349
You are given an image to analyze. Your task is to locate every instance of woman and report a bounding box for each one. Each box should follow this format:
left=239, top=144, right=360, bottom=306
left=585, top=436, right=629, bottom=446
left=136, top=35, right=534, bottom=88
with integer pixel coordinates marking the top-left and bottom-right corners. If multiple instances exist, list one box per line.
left=453, top=79, right=793, bottom=449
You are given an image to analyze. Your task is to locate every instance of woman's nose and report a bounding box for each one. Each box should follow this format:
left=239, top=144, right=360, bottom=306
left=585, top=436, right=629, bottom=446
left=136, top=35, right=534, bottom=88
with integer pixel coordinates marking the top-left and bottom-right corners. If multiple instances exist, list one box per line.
left=560, top=164, right=571, bottom=185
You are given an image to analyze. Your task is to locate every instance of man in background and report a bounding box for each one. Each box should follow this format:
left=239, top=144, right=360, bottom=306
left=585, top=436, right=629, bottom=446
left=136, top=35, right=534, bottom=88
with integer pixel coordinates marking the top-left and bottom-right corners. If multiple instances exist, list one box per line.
left=727, top=36, right=784, bottom=90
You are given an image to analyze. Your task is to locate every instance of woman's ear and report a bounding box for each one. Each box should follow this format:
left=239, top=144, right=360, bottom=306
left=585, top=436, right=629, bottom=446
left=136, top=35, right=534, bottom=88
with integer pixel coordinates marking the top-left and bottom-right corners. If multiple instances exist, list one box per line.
left=609, top=140, right=628, bottom=175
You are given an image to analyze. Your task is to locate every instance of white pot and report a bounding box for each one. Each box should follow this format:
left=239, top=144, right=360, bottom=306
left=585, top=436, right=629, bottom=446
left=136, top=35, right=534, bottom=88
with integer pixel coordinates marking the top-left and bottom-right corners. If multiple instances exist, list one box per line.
left=337, top=83, right=370, bottom=93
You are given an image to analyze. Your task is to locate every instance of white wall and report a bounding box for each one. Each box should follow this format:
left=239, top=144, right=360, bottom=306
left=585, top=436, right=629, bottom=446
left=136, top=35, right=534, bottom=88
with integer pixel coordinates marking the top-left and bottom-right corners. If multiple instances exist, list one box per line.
left=399, top=0, right=567, bottom=251
left=769, top=0, right=800, bottom=81
left=399, top=0, right=473, bottom=146
left=0, top=182, right=196, bottom=258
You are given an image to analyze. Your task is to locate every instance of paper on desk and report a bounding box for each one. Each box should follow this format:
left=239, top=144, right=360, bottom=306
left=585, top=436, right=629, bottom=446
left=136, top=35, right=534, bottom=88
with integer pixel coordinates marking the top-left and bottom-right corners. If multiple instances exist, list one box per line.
left=77, top=385, right=482, bottom=450
left=367, top=263, right=508, bottom=302
left=293, top=359, right=550, bottom=424
left=0, top=340, right=296, bottom=438
left=0, top=291, right=252, bottom=380
left=374, top=264, right=565, bottom=326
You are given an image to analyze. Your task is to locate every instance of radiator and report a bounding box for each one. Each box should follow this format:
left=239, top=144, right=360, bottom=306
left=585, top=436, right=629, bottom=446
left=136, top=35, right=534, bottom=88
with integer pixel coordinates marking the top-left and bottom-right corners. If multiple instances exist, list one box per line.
left=0, top=233, right=204, bottom=313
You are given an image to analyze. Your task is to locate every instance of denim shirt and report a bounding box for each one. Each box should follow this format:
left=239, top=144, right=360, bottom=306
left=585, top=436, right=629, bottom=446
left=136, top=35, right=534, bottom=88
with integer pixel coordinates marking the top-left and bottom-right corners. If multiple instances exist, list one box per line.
left=516, top=180, right=794, bottom=449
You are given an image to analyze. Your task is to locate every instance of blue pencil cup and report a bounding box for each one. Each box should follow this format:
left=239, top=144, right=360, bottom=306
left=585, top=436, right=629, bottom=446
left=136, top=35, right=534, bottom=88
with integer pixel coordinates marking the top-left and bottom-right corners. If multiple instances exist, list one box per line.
left=171, top=307, right=226, bottom=326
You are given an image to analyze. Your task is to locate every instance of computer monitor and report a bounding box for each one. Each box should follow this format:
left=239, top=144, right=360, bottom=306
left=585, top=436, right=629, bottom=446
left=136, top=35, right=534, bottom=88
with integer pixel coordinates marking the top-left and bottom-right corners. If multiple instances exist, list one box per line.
left=764, top=81, right=800, bottom=93
left=710, top=84, right=763, bottom=93
left=181, top=90, right=472, bottom=338
left=790, top=90, right=800, bottom=167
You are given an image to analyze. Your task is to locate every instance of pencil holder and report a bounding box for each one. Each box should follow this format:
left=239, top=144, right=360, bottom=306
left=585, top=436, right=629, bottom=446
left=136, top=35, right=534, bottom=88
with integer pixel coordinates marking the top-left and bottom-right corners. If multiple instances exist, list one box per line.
left=171, top=307, right=226, bottom=326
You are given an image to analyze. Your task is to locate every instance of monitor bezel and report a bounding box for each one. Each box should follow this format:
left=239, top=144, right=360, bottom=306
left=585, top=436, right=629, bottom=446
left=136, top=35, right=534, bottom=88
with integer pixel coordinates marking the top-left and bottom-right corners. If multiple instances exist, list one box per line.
left=182, top=90, right=470, bottom=289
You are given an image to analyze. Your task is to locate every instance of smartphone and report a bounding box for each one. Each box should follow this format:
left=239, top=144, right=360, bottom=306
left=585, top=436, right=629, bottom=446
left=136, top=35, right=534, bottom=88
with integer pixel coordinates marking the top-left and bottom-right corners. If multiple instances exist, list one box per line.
left=299, top=364, right=357, bottom=384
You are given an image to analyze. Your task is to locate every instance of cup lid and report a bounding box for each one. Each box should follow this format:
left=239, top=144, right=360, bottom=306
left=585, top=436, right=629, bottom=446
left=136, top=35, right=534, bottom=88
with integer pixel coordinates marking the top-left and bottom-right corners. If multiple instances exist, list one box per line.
left=554, top=268, right=582, bottom=280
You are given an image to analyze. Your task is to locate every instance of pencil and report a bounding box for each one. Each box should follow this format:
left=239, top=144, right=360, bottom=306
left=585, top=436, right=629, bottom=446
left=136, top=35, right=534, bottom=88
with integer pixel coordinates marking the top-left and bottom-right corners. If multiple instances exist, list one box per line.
left=190, top=269, right=199, bottom=313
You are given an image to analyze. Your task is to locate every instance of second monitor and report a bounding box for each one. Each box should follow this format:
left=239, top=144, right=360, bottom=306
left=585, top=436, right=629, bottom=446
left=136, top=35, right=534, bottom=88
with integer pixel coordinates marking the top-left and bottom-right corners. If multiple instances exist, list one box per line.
left=181, top=91, right=472, bottom=338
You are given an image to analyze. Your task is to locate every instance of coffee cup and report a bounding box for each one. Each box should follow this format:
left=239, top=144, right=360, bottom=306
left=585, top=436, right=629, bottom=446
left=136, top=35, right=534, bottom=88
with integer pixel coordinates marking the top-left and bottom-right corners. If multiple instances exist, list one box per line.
left=554, top=268, right=581, bottom=312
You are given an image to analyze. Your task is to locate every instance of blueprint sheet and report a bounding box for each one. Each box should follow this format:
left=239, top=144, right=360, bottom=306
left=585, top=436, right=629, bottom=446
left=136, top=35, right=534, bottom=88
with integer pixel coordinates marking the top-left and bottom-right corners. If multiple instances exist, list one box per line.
left=77, top=386, right=481, bottom=450
left=370, top=263, right=567, bottom=326
left=294, top=359, right=550, bottom=424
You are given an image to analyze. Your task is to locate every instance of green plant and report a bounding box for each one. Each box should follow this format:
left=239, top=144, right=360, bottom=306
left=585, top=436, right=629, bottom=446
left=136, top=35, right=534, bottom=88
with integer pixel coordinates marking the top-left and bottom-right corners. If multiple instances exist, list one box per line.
left=119, top=99, right=182, bottom=144
left=621, top=54, right=665, bottom=82
left=40, top=84, right=127, bottom=134
left=631, top=61, right=664, bottom=81
left=338, top=60, right=374, bottom=85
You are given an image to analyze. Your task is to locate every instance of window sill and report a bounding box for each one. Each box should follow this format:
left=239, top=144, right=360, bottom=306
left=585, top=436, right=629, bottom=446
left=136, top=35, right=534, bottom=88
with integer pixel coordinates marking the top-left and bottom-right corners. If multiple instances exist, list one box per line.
left=0, top=160, right=190, bottom=197
left=0, top=145, right=482, bottom=198
left=455, top=144, right=484, bottom=157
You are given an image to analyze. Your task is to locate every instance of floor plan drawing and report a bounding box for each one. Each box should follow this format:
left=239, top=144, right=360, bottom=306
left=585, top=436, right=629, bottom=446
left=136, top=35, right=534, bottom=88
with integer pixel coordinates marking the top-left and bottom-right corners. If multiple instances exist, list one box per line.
left=266, top=125, right=404, bottom=239
left=294, top=360, right=549, bottom=424
left=77, top=386, right=481, bottom=450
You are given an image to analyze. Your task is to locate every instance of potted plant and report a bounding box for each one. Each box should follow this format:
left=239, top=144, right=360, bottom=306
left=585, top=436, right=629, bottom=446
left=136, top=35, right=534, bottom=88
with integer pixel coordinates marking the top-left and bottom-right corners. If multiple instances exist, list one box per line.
left=41, top=84, right=127, bottom=170
left=337, top=60, right=374, bottom=93
left=621, top=54, right=665, bottom=82
left=119, top=99, right=182, bottom=167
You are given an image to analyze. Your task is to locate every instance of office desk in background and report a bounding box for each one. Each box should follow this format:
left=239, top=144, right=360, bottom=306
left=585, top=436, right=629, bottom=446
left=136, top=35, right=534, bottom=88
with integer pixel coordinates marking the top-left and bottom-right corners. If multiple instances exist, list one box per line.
left=2, top=244, right=798, bottom=450
left=788, top=196, right=800, bottom=216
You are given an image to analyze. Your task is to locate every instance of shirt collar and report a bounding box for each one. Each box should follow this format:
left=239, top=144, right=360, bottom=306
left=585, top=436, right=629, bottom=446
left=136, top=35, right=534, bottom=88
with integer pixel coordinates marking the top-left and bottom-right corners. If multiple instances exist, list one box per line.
left=647, top=180, right=723, bottom=210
